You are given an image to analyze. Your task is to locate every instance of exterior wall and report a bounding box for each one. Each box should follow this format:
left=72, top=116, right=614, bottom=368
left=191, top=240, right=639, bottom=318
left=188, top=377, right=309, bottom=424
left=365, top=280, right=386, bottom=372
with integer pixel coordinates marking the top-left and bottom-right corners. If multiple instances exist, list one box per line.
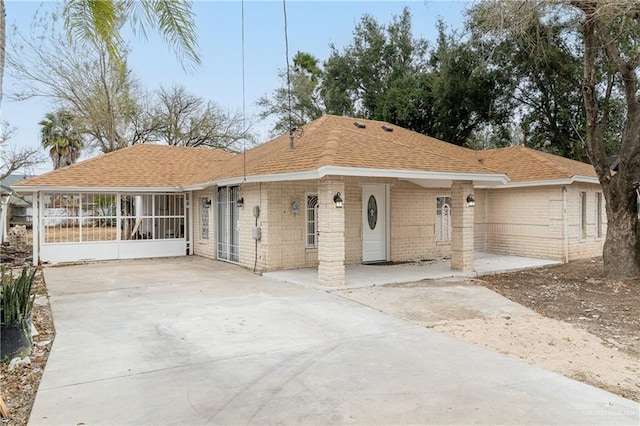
left=255, top=177, right=484, bottom=270
left=317, top=177, right=346, bottom=285
left=192, top=188, right=216, bottom=260
left=389, top=180, right=452, bottom=261
left=262, top=180, right=320, bottom=270
left=237, top=183, right=268, bottom=271
left=482, top=184, right=606, bottom=260
left=451, top=181, right=474, bottom=271
left=564, top=183, right=607, bottom=260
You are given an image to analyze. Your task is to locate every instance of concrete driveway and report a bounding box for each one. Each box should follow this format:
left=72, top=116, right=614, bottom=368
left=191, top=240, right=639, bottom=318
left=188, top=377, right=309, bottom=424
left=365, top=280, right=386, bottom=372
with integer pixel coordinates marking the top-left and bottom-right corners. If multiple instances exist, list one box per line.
left=30, top=257, right=639, bottom=425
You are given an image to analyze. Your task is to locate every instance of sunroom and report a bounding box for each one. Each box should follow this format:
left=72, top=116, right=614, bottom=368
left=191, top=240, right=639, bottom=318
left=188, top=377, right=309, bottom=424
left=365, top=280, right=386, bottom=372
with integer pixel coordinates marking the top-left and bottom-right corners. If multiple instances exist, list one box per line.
left=35, top=191, right=188, bottom=263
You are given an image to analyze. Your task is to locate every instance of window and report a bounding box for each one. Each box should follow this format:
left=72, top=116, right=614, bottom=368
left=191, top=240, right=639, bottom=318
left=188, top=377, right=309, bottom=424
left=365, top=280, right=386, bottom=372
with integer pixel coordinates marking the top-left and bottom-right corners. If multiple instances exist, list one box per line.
left=200, top=197, right=210, bottom=239
left=306, top=194, right=319, bottom=248
left=595, top=192, right=602, bottom=239
left=579, top=192, right=587, bottom=239
left=436, top=196, right=452, bottom=242
left=217, top=186, right=239, bottom=263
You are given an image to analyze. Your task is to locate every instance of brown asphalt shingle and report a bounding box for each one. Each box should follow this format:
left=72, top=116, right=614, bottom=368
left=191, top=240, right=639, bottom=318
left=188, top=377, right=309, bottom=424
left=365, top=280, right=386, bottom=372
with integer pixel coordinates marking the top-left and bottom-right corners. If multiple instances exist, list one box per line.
left=15, top=115, right=598, bottom=189
left=475, top=146, right=597, bottom=182
left=15, top=144, right=236, bottom=188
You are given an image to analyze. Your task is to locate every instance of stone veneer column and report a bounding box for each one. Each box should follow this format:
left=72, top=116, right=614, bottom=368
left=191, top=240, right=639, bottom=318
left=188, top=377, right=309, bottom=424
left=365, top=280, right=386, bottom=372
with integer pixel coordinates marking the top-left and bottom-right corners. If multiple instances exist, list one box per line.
left=317, top=176, right=346, bottom=286
left=451, top=180, right=474, bottom=272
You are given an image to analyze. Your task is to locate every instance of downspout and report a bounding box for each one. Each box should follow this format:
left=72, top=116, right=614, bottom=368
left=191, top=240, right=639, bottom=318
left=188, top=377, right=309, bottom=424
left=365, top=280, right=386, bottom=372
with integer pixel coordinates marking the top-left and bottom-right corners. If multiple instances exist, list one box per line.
left=562, top=186, right=569, bottom=263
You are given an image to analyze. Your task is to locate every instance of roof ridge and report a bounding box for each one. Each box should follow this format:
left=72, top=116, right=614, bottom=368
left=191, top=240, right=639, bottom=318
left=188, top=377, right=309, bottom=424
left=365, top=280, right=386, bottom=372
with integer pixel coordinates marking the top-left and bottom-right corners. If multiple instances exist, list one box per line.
left=317, top=126, right=342, bottom=167
left=517, top=146, right=575, bottom=176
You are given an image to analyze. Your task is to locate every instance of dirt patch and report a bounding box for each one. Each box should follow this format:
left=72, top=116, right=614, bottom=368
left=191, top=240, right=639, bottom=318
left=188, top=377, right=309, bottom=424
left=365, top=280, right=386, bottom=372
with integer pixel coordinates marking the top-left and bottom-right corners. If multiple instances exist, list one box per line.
left=0, top=268, right=55, bottom=426
left=470, top=257, right=640, bottom=402
left=481, top=258, right=639, bottom=357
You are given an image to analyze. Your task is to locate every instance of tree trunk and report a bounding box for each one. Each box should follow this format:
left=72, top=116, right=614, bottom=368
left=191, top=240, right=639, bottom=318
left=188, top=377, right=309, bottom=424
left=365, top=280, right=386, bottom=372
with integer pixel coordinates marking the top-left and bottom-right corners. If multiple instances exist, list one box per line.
left=0, top=0, right=5, bottom=106
left=603, top=178, right=640, bottom=279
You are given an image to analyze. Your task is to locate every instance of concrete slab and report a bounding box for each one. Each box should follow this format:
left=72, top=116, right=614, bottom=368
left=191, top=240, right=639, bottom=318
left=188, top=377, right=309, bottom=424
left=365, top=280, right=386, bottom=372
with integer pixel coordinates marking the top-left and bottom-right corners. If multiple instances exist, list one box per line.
left=336, top=279, right=537, bottom=325
left=264, top=252, right=561, bottom=290
left=30, top=257, right=639, bottom=425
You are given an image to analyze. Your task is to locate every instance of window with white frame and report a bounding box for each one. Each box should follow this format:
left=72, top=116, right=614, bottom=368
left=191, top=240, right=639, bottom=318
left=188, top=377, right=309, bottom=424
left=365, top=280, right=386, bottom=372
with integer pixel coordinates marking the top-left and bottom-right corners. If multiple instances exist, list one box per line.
left=579, top=192, right=587, bottom=239
left=436, top=196, right=452, bottom=242
left=306, top=194, right=319, bottom=248
left=200, top=197, right=210, bottom=239
left=595, top=192, right=602, bottom=239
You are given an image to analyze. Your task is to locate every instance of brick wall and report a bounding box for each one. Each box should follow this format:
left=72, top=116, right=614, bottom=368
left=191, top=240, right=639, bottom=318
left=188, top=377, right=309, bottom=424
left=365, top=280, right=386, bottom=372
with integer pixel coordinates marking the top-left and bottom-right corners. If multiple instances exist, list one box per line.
left=192, top=188, right=216, bottom=260
left=481, top=184, right=606, bottom=260
left=237, top=183, right=268, bottom=271
left=451, top=181, right=474, bottom=271
left=262, top=180, right=320, bottom=270
left=318, top=176, right=346, bottom=285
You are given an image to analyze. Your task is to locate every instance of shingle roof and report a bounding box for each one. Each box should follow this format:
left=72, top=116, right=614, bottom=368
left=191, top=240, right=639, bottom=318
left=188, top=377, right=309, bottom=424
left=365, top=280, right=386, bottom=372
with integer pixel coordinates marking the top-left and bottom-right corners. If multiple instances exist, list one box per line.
left=475, top=146, right=597, bottom=182
left=14, top=115, right=598, bottom=190
left=15, top=144, right=236, bottom=189
left=214, top=115, right=500, bottom=178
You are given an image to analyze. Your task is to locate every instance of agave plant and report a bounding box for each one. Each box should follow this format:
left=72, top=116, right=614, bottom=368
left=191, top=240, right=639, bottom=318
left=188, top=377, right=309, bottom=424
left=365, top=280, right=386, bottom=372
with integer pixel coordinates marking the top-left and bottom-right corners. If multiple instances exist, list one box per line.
left=0, top=267, right=37, bottom=325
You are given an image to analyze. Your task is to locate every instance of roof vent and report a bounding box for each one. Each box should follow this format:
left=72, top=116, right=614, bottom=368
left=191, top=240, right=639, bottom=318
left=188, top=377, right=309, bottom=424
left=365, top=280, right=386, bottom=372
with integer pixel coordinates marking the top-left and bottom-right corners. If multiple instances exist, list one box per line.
left=382, top=125, right=393, bottom=132
left=354, top=121, right=366, bottom=129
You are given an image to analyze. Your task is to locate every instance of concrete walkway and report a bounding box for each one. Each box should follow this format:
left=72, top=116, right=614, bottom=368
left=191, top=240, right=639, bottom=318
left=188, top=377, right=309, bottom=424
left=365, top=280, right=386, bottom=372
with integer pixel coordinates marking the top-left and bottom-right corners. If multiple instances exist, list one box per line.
left=30, top=257, right=638, bottom=425
left=264, top=252, right=561, bottom=289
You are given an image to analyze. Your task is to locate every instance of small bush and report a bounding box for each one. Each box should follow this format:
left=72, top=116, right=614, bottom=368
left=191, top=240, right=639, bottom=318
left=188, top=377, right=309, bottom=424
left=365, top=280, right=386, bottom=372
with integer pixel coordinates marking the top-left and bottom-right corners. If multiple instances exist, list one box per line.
left=0, top=267, right=37, bottom=325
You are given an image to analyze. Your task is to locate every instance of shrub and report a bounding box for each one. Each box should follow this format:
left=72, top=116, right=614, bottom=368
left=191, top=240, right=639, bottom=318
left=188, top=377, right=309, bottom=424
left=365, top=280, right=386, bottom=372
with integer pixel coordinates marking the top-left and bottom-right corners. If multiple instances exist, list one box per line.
left=0, top=267, right=37, bottom=325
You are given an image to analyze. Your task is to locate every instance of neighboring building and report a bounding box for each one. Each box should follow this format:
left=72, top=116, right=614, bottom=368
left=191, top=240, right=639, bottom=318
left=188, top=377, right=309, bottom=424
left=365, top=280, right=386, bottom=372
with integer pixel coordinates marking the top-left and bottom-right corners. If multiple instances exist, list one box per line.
left=1, top=174, right=34, bottom=226
left=13, top=115, right=605, bottom=285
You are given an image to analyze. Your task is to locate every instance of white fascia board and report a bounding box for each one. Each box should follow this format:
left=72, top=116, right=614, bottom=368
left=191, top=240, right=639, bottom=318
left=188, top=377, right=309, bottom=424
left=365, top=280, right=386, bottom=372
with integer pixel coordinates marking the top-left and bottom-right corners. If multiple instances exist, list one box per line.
left=318, top=166, right=510, bottom=184
left=496, top=176, right=601, bottom=189
left=186, top=170, right=323, bottom=189
left=11, top=185, right=185, bottom=193
left=187, top=167, right=509, bottom=188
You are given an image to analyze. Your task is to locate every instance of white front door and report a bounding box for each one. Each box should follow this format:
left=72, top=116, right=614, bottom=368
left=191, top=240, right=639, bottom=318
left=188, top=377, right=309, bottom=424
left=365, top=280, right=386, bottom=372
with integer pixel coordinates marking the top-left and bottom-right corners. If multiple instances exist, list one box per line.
left=362, top=184, right=387, bottom=263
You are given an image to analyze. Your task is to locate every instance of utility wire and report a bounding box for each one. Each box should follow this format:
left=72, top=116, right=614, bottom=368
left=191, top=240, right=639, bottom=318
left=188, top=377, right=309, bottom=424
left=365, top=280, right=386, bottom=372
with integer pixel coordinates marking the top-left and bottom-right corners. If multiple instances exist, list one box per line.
left=283, top=0, right=294, bottom=151
left=242, top=0, right=247, bottom=181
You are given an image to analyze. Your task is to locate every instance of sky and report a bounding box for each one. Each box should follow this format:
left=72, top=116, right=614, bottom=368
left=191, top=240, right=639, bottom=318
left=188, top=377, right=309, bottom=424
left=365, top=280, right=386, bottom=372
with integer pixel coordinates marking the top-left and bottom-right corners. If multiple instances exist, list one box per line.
left=2, top=0, right=469, bottom=175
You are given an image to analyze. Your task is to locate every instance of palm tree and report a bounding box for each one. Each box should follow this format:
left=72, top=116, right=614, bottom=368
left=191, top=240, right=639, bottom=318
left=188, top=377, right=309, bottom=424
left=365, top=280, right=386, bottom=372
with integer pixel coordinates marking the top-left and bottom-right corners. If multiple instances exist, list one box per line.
left=0, top=0, right=200, bottom=128
left=63, top=0, right=200, bottom=71
left=39, top=111, right=84, bottom=169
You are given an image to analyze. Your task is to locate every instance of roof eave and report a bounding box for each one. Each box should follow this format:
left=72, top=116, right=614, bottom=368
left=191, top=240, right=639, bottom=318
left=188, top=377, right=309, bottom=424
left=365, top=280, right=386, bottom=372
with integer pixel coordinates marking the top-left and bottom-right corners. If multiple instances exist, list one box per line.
left=496, top=175, right=600, bottom=189
left=11, top=185, right=186, bottom=193
left=185, top=166, right=510, bottom=188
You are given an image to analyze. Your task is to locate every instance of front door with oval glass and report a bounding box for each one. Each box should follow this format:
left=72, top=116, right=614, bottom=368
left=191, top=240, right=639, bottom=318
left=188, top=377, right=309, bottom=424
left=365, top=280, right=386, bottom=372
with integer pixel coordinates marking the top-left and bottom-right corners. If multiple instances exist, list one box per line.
left=362, top=184, right=387, bottom=263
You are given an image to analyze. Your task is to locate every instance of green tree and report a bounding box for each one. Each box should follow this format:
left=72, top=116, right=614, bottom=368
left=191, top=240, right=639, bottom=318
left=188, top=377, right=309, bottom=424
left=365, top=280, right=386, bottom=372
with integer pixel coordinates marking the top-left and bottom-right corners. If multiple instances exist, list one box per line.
left=426, top=22, right=512, bottom=146
left=257, top=51, right=325, bottom=136
left=470, top=0, right=640, bottom=279
left=466, top=6, right=623, bottom=160
left=321, top=8, right=428, bottom=124
left=39, top=110, right=83, bottom=169
left=320, top=9, right=511, bottom=146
